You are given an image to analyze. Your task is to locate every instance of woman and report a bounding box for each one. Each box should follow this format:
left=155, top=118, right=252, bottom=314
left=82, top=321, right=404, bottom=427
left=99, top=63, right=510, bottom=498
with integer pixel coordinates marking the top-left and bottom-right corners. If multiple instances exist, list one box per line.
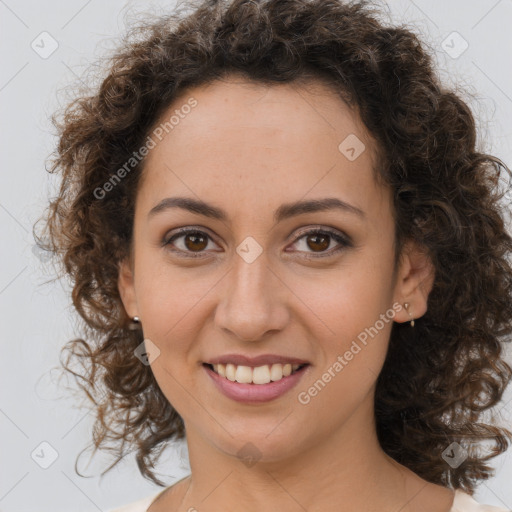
left=36, top=0, right=512, bottom=510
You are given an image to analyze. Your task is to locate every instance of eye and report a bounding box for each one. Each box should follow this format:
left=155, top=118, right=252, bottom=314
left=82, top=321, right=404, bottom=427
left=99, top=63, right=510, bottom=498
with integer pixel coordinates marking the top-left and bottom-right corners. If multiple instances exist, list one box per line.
left=162, top=226, right=352, bottom=258
left=287, top=228, right=352, bottom=258
left=162, top=228, right=219, bottom=258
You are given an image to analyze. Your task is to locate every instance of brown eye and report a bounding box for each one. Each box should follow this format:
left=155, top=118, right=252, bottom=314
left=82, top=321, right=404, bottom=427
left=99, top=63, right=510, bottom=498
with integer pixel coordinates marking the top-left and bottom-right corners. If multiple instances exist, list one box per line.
left=289, top=228, right=351, bottom=258
left=163, top=226, right=352, bottom=259
left=183, top=232, right=208, bottom=252
left=163, top=228, right=217, bottom=258
left=305, top=233, right=330, bottom=252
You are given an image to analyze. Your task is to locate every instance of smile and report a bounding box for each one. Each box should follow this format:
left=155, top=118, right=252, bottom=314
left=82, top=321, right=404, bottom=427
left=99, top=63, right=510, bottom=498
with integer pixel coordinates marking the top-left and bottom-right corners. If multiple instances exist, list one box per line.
left=205, top=362, right=307, bottom=385
left=203, top=363, right=310, bottom=403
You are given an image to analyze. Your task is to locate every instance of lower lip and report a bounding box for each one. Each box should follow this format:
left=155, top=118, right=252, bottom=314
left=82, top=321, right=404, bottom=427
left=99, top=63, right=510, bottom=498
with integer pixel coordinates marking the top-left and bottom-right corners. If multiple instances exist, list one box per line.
left=203, top=364, right=310, bottom=403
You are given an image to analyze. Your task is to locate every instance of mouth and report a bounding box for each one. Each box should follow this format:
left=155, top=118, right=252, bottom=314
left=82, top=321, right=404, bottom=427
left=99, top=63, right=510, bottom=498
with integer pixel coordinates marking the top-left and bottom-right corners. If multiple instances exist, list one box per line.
left=202, top=361, right=311, bottom=403
left=202, top=362, right=309, bottom=385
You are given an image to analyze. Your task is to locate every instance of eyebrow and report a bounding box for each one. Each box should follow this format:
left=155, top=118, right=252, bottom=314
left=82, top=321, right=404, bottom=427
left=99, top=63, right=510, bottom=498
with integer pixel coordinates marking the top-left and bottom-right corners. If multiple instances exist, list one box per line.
left=148, top=196, right=366, bottom=223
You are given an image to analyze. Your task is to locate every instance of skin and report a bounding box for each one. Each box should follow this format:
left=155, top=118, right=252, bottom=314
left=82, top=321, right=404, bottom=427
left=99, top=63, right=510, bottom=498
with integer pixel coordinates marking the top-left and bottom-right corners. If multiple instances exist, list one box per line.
left=118, top=75, right=454, bottom=512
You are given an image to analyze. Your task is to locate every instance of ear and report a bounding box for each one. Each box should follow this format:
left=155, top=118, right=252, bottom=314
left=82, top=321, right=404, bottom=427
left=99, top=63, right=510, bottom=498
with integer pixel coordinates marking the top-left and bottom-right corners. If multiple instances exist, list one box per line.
left=118, top=256, right=139, bottom=319
left=392, top=239, right=435, bottom=324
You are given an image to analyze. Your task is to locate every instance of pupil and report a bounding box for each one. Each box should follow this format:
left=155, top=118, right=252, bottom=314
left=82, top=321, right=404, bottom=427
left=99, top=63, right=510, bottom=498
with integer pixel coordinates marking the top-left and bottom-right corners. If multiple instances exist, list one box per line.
left=308, top=234, right=329, bottom=252
left=186, top=233, right=207, bottom=251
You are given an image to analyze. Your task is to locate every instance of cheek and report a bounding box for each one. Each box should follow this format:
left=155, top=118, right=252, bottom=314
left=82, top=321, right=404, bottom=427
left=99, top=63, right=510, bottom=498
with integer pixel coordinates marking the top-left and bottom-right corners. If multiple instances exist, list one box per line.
left=293, top=251, right=395, bottom=395
left=296, top=249, right=395, bottom=338
left=135, top=268, right=207, bottom=414
left=134, top=247, right=210, bottom=331
left=296, top=283, right=394, bottom=420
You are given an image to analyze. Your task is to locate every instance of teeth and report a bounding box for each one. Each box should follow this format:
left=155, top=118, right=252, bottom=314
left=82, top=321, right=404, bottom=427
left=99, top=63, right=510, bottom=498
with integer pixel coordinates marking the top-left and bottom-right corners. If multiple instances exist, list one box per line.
left=217, top=363, right=226, bottom=378
left=226, top=363, right=236, bottom=382
left=211, top=363, right=302, bottom=384
left=253, top=365, right=271, bottom=385
left=235, top=365, right=253, bottom=384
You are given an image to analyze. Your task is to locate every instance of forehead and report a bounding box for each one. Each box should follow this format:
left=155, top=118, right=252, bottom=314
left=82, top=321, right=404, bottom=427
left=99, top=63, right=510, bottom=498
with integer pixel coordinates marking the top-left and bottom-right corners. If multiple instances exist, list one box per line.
left=137, top=76, right=390, bottom=223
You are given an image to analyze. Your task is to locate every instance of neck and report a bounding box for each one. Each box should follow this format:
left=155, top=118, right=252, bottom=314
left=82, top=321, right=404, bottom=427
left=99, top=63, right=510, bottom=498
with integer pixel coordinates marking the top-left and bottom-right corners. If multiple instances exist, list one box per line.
left=175, top=393, right=437, bottom=512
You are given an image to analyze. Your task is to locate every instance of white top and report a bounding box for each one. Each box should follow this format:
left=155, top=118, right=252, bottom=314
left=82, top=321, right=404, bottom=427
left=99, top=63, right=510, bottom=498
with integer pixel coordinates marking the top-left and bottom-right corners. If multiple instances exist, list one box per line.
left=107, top=480, right=510, bottom=512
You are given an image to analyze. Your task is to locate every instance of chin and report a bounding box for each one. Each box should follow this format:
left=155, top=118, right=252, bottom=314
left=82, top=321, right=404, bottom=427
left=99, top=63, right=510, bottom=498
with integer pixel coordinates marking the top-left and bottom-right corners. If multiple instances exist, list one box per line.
left=205, top=423, right=310, bottom=464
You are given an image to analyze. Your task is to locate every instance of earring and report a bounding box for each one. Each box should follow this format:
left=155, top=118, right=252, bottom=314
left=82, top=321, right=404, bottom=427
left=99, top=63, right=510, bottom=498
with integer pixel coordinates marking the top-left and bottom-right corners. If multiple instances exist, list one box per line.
left=128, top=316, right=141, bottom=330
left=403, top=303, right=415, bottom=327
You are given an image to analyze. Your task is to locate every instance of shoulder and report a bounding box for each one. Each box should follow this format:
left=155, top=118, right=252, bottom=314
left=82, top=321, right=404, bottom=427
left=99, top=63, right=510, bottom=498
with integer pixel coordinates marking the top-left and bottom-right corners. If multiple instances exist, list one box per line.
left=106, top=475, right=190, bottom=512
left=106, top=490, right=163, bottom=512
left=451, top=489, right=510, bottom=512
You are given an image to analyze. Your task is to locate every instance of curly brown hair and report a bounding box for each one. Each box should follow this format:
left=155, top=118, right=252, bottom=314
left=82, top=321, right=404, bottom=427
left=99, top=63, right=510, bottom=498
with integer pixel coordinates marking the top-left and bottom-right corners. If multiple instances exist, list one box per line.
left=35, top=0, right=512, bottom=493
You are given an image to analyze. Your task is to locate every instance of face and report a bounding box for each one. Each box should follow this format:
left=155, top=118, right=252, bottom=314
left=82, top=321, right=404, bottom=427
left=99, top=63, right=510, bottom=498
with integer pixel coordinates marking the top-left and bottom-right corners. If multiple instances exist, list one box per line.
left=118, top=75, right=433, bottom=463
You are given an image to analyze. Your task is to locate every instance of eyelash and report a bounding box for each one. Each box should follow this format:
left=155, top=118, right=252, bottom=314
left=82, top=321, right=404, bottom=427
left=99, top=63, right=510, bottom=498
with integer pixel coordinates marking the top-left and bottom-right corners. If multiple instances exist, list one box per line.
left=162, top=227, right=352, bottom=259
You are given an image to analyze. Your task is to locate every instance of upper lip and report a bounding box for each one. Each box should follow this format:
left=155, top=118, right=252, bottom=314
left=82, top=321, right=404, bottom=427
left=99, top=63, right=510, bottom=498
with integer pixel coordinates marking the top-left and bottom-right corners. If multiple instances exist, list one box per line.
left=204, top=353, right=310, bottom=367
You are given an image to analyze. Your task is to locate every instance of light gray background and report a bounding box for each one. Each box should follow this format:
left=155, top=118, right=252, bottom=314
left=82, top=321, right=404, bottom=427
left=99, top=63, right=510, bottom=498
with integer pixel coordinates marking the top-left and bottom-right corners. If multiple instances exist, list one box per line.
left=1, top=1, right=512, bottom=511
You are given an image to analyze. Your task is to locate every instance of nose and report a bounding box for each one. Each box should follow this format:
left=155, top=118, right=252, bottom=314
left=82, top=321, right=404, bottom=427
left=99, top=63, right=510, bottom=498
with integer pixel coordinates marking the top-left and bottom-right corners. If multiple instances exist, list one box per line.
left=214, top=248, right=289, bottom=342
